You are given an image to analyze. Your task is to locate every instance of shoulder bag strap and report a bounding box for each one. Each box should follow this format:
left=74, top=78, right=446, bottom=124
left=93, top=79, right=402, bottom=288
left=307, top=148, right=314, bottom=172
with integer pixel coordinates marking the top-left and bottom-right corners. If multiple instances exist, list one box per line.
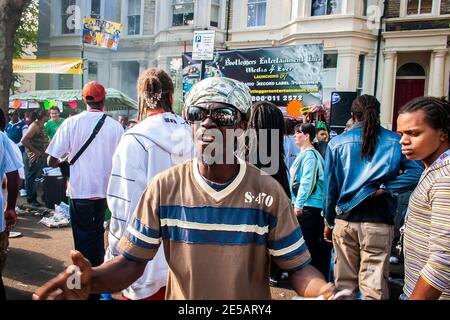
left=69, top=114, right=107, bottom=165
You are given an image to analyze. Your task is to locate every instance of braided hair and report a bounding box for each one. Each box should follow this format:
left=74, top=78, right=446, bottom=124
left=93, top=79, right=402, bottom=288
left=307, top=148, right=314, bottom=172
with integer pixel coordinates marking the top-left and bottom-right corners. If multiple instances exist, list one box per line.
left=351, top=95, right=381, bottom=159
left=399, top=96, right=450, bottom=142
left=137, top=68, right=174, bottom=121
left=246, top=101, right=290, bottom=197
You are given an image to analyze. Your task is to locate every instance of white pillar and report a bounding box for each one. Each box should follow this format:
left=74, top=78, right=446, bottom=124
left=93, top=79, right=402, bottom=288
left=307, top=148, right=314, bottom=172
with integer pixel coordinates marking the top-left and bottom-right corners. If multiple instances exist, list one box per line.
left=363, top=53, right=377, bottom=95
left=430, top=49, right=448, bottom=98
left=138, top=60, right=149, bottom=75
left=110, top=62, right=121, bottom=90
left=336, top=49, right=360, bottom=91
left=380, top=51, right=397, bottom=130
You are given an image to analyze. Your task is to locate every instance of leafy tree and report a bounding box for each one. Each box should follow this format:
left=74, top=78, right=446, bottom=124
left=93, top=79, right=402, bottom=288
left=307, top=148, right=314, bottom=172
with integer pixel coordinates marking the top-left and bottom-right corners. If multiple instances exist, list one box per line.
left=0, top=0, right=32, bottom=115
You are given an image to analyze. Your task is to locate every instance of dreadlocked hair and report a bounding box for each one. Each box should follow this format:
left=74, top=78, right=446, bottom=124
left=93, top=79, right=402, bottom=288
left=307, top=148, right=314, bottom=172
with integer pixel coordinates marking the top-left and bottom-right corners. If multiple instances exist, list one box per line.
left=0, top=108, right=5, bottom=131
left=137, top=68, right=174, bottom=121
left=352, top=95, right=381, bottom=159
left=246, top=101, right=290, bottom=198
left=399, top=96, right=450, bottom=142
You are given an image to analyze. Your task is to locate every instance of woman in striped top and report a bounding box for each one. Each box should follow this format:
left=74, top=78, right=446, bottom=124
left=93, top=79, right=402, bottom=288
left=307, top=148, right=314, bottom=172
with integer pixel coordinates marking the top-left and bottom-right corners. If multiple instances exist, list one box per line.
left=397, top=97, right=450, bottom=300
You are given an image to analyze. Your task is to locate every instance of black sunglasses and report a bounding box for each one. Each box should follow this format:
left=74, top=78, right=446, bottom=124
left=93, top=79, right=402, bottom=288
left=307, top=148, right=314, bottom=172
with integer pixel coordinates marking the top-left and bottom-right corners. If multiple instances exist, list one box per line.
left=186, top=106, right=241, bottom=127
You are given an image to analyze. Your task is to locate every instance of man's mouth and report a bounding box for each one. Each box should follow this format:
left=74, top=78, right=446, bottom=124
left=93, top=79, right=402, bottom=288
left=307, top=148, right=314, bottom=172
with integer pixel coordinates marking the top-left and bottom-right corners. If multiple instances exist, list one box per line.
left=201, top=135, right=215, bottom=143
left=402, top=148, right=413, bottom=156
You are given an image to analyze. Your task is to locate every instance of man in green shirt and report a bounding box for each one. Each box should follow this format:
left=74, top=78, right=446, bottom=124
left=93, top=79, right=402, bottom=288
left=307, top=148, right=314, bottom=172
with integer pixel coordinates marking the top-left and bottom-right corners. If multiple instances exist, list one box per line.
left=44, top=107, right=65, bottom=140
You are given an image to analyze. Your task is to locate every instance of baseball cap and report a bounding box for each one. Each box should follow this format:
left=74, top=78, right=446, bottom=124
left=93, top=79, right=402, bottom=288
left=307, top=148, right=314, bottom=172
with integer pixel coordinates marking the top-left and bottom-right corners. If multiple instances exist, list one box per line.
left=82, top=81, right=106, bottom=103
left=184, top=77, right=252, bottom=120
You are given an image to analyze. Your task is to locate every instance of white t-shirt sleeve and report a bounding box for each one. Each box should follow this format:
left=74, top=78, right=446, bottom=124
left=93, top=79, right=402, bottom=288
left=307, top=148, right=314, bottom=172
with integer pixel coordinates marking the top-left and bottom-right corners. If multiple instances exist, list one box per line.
left=46, top=120, right=70, bottom=159
left=3, top=136, right=23, bottom=174
left=8, top=139, right=25, bottom=179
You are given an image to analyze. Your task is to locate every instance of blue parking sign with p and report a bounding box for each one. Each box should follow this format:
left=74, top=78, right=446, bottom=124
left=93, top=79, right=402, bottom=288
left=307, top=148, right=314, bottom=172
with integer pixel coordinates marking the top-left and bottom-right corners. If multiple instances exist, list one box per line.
left=195, top=35, right=202, bottom=43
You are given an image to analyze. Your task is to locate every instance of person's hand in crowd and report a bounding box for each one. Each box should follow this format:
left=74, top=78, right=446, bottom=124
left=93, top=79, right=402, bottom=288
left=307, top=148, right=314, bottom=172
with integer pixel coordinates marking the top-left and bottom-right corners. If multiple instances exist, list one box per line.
left=319, top=283, right=353, bottom=300
left=372, top=188, right=388, bottom=198
left=33, top=250, right=92, bottom=300
left=4, top=208, right=17, bottom=232
left=29, top=151, right=41, bottom=163
left=294, top=207, right=303, bottom=217
left=324, top=224, right=333, bottom=244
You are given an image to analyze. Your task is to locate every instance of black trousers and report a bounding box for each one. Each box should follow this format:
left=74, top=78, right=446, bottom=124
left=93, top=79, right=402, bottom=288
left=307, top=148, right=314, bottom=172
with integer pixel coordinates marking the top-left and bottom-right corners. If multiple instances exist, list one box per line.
left=298, top=206, right=331, bottom=279
left=69, top=199, right=106, bottom=268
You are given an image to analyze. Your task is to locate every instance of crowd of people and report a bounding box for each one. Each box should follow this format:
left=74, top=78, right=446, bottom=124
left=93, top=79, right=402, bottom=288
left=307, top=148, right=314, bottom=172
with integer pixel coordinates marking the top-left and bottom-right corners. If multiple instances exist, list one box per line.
left=0, top=68, right=448, bottom=301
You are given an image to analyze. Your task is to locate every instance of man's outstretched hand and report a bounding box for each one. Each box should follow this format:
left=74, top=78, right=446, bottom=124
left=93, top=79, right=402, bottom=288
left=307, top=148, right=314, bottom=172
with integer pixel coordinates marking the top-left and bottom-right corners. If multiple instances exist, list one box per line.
left=33, top=250, right=93, bottom=300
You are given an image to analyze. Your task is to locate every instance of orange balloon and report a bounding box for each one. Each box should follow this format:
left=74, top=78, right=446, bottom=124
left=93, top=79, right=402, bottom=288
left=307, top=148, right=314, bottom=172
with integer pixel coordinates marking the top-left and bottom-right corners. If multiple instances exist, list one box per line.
left=13, top=100, right=21, bottom=109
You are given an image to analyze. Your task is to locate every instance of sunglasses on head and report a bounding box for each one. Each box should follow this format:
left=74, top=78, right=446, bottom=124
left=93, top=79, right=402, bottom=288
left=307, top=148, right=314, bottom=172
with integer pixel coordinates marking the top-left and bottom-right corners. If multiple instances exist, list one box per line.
left=186, top=106, right=241, bottom=126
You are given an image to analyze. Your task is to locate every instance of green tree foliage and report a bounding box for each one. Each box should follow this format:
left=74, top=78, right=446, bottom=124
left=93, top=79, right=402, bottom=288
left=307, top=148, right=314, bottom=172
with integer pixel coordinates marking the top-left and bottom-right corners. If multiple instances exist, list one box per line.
left=12, top=0, right=38, bottom=90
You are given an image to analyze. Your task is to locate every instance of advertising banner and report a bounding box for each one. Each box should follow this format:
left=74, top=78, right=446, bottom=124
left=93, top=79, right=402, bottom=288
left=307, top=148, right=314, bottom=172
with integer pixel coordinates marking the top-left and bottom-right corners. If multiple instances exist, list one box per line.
left=83, top=18, right=123, bottom=50
left=13, top=59, right=84, bottom=75
left=182, top=44, right=324, bottom=110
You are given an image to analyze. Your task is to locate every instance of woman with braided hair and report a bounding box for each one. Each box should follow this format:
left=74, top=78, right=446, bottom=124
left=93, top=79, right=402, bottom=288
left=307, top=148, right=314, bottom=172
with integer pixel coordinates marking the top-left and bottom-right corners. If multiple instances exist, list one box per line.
left=105, top=68, right=194, bottom=300
left=239, top=101, right=291, bottom=285
left=322, top=94, right=423, bottom=299
left=397, top=97, right=450, bottom=300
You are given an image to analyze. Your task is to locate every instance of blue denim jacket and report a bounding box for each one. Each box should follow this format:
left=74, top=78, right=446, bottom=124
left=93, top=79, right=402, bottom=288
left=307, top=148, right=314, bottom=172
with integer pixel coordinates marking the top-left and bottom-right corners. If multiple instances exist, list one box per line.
left=322, top=123, right=423, bottom=227
left=289, top=148, right=324, bottom=210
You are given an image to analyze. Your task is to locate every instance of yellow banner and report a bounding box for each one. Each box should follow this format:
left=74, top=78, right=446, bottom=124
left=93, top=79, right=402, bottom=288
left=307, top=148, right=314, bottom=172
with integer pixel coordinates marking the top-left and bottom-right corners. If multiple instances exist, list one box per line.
left=13, top=59, right=84, bottom=75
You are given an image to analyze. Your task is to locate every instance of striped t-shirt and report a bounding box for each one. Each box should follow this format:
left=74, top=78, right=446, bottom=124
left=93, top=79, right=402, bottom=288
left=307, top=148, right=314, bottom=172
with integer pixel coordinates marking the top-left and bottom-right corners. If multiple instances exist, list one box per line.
left=119, top=158, right=311, bottom=300
left=403, top=157, right=450, bottom=300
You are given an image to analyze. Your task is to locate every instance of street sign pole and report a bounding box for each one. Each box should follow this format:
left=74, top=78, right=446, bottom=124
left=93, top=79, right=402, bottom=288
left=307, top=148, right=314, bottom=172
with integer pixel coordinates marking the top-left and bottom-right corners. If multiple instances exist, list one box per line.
left=193, top=30, right=215, bottom=81
left=200, top=60, right=206, bottom=80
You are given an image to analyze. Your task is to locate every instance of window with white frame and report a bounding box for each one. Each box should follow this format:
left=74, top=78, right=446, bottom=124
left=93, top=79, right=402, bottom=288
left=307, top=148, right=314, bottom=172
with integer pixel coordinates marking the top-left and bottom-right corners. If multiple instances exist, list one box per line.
left=88, top=61, right=98, bottom=82
left=211, top=0, right=220, bottom=27
left=247, top=0, right=267, bottom=27
left=91, top=0, right=101, bottom=19
left=172, top=0, right=195, bottom=27
left=61, top=0, right=76, bottom=34
left=311, top=0, right=342, bottom=16
left=357, top=55, right=365, bottom=96
left=58, top=75, right=74, bottom=90
left=128, top=0, right=141, bottom=35
left=323, top=54, right=338, bottom=103
left=406, top=0, right=433, bottom=15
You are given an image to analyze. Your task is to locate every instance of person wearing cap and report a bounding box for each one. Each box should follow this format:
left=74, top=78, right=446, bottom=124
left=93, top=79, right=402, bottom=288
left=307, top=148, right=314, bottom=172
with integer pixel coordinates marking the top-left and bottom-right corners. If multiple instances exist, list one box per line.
left=44, top=82, right=124, bottom=297
left=34, top=77, right=339, bottom=300
left=105, top=68, right=194, bottom=300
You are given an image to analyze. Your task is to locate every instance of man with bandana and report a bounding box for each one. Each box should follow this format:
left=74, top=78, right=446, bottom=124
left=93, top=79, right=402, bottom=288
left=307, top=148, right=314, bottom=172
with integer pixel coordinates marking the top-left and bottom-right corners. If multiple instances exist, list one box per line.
left=34, top=77, right=341, bottom=300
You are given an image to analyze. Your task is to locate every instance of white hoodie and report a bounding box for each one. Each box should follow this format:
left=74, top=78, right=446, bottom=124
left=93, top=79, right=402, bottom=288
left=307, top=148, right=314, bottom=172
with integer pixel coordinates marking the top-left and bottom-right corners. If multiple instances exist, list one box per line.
left=105, top=112, right=194, bottom=299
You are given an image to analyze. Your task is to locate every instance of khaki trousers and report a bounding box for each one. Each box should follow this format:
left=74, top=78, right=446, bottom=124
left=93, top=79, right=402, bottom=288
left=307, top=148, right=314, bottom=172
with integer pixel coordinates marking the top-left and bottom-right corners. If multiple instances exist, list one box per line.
left=332, top=219, right=394, bottom=300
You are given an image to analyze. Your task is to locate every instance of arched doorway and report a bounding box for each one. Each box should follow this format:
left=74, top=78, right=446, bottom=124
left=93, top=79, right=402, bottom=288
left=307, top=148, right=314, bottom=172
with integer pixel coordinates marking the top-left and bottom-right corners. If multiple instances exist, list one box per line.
left=393, top=63, right=426, bottom=131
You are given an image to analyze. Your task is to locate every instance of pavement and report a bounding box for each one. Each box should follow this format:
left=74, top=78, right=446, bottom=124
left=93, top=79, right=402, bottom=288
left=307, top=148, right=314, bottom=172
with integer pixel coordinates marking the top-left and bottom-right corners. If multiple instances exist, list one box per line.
left=3, top=192, right=404, bottom=301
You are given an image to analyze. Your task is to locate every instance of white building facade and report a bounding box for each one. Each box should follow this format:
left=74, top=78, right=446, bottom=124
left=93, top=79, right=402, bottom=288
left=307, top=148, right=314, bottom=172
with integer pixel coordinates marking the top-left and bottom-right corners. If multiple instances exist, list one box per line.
left=36, top=0, right=449, bottom=127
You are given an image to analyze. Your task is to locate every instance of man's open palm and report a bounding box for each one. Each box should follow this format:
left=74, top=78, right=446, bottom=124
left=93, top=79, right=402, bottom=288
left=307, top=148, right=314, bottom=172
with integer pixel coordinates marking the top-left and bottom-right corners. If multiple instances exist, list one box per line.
left=33, top=251, right=93, bottom=300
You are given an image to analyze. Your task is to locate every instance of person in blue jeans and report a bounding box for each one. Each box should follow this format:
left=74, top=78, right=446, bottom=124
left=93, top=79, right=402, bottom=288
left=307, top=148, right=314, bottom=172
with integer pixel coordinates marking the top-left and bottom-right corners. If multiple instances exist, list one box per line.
left=323, top=95, right=423, bottom=300
left=290, top=123, right=330, bottom=278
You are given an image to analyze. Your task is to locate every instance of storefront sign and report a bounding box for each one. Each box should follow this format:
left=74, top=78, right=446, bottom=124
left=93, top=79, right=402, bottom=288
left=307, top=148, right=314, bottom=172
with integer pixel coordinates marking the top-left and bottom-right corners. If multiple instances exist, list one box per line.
left=182, top=44, right=324, bottom=107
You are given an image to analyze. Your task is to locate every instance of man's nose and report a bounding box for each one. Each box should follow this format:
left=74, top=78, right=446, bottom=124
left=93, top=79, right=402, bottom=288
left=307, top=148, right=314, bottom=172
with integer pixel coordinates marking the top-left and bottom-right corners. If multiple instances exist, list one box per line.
left=399, top=135, right=409, bottom=145
left=201, top=116, right=216, bottom=129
